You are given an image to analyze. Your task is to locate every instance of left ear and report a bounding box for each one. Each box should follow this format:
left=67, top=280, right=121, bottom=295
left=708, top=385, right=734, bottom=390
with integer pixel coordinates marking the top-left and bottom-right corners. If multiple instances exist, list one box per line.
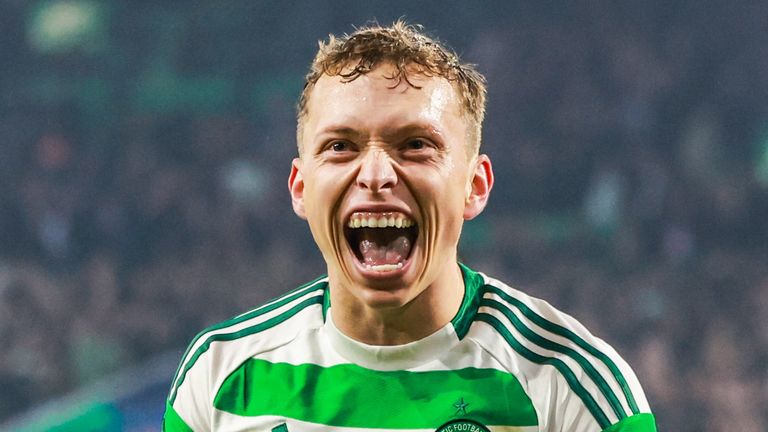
left=288, top=158, right=307, bottom=219
left=463, top=154, right=494, bottom=220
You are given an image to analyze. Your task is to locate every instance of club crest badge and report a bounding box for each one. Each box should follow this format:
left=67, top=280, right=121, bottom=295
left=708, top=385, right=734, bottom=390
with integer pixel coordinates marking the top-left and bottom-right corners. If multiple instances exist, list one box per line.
left=435, top=419, right=491, bottom=432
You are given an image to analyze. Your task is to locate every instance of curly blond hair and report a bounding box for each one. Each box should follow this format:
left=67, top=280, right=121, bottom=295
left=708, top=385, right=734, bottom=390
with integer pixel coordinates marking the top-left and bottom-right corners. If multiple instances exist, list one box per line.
left=297, top=20, right=487, bottom=154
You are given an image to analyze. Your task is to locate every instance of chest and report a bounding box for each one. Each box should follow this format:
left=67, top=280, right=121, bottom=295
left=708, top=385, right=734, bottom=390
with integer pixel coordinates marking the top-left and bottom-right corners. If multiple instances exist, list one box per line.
left=211, top=358, right=538, bottom=431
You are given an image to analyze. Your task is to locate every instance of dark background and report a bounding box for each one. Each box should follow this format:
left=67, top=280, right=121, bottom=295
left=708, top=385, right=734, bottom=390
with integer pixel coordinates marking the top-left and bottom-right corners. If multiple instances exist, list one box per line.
left=0, top=1, right=766, bottom=430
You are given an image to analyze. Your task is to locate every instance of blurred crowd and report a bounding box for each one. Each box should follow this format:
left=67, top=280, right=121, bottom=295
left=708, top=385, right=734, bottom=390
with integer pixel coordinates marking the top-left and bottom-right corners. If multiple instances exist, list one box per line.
left=1, top=1, right=767, bottom=429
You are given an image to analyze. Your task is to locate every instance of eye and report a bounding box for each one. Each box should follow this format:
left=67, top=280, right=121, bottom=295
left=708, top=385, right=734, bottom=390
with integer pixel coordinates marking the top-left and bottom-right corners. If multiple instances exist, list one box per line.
left=400, top=138, right=439, bottom=161
left=324, top=140, right=356, bottom=154
left=405, top=139, right=426, bottom=150
left=321, top=140, right=357, bottom=160
left=331, top=141, right=349, bottom=152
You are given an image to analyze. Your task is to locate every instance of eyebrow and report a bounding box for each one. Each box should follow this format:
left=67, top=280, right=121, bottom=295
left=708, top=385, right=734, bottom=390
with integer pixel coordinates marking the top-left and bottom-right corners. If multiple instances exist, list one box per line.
left=317, top=123, right=444, bottom=141
left=317, top=126, right=360, bottom=137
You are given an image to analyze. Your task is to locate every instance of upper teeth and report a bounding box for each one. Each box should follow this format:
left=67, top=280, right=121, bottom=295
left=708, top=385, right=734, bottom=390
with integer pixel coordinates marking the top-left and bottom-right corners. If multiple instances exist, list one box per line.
left=347, top=212, right=414, bottom=228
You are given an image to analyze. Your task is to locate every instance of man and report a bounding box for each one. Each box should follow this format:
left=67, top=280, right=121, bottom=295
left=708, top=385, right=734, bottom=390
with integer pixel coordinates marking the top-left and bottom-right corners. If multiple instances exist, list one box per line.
left=163, top=21, right=656, bottom=431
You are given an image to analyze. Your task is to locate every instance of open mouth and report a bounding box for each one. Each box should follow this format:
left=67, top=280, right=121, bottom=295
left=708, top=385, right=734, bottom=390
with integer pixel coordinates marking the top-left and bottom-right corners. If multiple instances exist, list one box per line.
left=344, top=211, right=418, bottom=273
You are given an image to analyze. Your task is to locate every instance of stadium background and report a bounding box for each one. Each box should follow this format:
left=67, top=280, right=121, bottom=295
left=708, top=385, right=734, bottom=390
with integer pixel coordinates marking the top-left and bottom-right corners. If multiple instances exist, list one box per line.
left=1, top=0, right=767, bottom=430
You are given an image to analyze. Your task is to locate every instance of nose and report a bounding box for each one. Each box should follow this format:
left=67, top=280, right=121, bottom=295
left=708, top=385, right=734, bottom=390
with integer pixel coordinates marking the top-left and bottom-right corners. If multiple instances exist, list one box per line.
left=356, top=149, right=397, bottom=192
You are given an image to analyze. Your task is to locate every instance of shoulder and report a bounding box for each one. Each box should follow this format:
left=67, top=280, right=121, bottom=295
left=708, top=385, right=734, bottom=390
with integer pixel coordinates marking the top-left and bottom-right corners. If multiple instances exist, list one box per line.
left=468, top=272, right=653, bottom=431
left=166, top=275, right=328, bottom=409
left=474, top=273, right=605, bottom=351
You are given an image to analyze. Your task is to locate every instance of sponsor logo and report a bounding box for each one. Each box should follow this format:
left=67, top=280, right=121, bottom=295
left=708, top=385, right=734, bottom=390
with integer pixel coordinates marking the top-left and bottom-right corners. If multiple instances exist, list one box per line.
left=435, top=419, right=491, bottom=432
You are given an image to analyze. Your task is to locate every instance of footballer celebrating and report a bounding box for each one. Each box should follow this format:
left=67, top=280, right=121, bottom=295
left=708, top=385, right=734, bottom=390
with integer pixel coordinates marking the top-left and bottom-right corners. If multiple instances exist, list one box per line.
left=163, top=21, right=656, bottom=431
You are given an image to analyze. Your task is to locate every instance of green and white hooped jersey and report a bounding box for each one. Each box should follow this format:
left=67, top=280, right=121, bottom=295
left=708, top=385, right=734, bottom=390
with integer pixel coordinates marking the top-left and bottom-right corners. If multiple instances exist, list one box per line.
left=163, top=265, right=656, bottom=432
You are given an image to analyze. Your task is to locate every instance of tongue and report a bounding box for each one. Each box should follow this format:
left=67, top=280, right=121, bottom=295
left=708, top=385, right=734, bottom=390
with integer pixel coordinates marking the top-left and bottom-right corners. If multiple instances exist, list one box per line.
left=359, top=235, right=411, bottom=266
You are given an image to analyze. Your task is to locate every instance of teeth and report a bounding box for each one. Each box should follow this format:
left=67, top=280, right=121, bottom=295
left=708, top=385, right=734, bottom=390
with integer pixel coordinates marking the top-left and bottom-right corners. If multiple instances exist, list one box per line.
left=347, top=212, right=415, bottom=229
left=365, top=262, right=405, bottom=272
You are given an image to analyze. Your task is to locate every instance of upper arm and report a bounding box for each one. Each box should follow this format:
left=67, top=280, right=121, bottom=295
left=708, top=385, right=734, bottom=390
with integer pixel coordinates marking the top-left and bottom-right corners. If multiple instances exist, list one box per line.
left=602, top=413, right=657, bottom=432
left=163, top=400, right=195, bottom=432
left=164, top=343, right=215, bottom=432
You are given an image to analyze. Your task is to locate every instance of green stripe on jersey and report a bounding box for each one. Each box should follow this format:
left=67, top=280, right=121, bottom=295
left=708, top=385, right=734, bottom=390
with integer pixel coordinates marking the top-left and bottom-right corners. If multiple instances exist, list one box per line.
left=484, top=285, right=640, bottom=415
left=602, top=413, right=657, bottom=432
left=476, top=313, right=611, bottom=429
left=163, top=401, right=193, bottom=432
left=169, top=294, right=324, bottom=404
left=213, top=359, right=538, bottom=428
left=482, top=298, right=627, bottom=420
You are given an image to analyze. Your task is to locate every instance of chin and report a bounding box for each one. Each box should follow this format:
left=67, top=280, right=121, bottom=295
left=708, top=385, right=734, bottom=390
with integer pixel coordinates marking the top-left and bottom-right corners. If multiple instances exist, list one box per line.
left=354, top=283, right=418, bottom=310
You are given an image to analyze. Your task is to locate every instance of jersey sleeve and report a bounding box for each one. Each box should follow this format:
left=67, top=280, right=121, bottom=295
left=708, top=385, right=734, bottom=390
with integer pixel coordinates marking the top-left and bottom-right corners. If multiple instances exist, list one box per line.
left=531, top=301, right=656, bottom=432
left=602, top=413, right=657, bottom=432
left=162, top=339, right=216, bottom=432
left=544, top=368, right=656, bottom=431
left=478, top=274, right=656, bottom=432
left=162, top=401, right=195, bottom=432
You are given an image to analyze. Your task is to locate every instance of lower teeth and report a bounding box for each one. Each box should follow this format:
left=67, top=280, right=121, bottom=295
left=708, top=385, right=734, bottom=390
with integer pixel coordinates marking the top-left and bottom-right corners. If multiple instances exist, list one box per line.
left=365, top=263, right=404, bottom=272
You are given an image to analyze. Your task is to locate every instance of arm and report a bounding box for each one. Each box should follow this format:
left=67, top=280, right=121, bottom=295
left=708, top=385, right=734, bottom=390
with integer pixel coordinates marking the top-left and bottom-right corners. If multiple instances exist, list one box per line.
left=602, top=413, right=657, bottom=432
left=163, top=401, right=195, bottom=432
left=162, top=341, right=216, bottom=432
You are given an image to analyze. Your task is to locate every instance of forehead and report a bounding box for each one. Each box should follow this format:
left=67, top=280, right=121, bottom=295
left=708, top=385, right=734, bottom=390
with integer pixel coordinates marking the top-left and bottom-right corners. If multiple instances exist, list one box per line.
left=302, top=65, right=464, bottom=142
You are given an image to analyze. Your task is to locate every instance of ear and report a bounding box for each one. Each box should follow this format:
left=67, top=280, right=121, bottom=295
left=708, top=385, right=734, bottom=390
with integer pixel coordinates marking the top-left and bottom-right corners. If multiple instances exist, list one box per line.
left=288, top=158, right=307, bottom=219
left=463, top=154, right=494, bottom=220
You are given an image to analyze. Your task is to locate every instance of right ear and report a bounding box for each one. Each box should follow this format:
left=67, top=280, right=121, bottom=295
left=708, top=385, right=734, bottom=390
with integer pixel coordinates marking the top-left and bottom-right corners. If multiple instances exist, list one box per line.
left=288, top=158, right=306, bottom=219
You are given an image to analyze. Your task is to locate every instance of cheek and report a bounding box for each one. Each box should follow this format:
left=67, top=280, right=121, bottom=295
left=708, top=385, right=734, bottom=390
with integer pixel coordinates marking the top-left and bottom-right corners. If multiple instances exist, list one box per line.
left=304, top=169, right=347, bottom=211
left=412, top=176, right=467, bottom=238
left=435, top=176, right=471, bottom=230
left=303, top=168, right=357, bottom=234
left=425, top=174, right=468, bottom=211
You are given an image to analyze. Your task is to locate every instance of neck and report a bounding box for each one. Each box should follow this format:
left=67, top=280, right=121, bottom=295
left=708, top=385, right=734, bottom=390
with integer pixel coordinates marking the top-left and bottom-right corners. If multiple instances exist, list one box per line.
left=329, top=262, right=465, bottom=345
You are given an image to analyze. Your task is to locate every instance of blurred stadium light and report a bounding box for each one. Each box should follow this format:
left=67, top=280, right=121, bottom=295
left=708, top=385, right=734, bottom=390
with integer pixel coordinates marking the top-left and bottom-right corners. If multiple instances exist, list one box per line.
left=27, top=0, right=109, bottom=54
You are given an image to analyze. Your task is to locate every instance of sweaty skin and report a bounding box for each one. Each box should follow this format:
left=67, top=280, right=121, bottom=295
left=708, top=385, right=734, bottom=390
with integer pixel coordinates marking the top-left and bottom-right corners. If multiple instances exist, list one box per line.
left=289, top=64, right=493, bottom=345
